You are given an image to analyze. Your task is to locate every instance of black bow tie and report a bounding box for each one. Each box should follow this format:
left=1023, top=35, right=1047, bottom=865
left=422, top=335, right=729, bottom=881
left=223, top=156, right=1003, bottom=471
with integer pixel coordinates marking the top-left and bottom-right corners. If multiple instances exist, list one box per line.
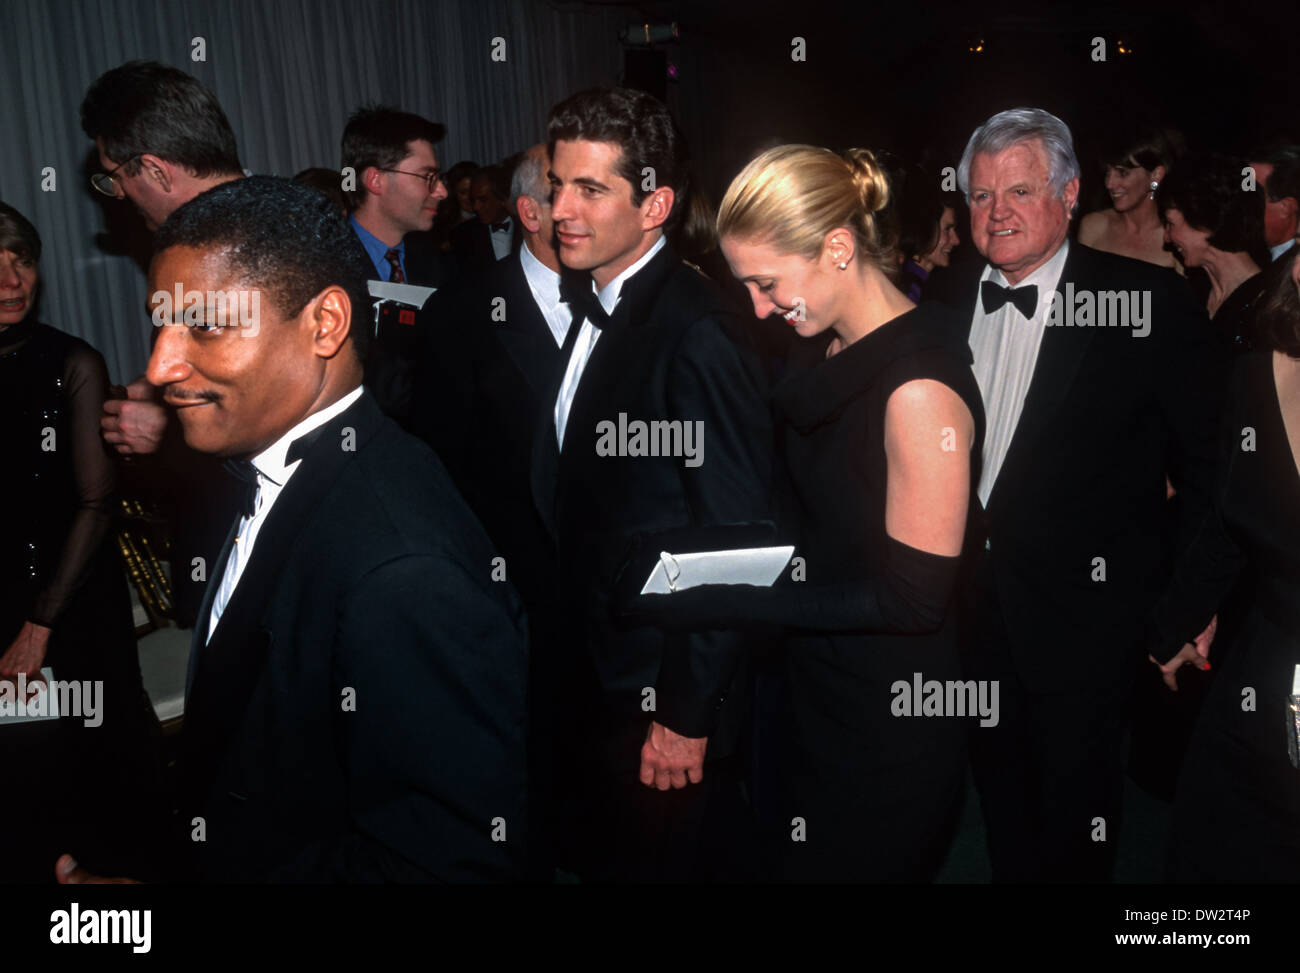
left=222, top=426, right=329, bottom=519
left=490, top=220, right=511, bottom=233
left=981, top=279, right=1039, bottom=319
left=223, top=458, right=260, bottom=519
left=559, top=276, right=611, bottom=330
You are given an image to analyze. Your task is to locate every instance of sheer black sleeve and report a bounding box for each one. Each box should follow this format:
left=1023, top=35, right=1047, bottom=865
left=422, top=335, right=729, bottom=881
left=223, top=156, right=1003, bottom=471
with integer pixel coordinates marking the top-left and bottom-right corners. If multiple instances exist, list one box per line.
left=28, top=344, right=117, bottom=628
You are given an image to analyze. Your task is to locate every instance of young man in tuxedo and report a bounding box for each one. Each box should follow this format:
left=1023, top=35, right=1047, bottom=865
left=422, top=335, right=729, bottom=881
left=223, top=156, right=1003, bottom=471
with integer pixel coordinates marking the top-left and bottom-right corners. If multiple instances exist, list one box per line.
left=534, top=87, right=773, bottom=881
left=58, top=177, right=529, bottom=883
left=927, top=108, right=1222, bottom=882
left=413, top=142, right=572, bottom=879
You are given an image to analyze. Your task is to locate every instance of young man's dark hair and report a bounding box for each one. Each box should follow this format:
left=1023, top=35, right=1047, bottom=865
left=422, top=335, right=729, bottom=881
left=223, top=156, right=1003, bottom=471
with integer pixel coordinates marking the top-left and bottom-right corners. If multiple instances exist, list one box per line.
left=155, top=176, right=373, bottom=361
left=546, top=87, right=690, bottom=227
left=340, top=106, right=446, bottom=210
left=1157, top=153, right=1270, bottom=267
left=79, top=60, right=243, bottom=177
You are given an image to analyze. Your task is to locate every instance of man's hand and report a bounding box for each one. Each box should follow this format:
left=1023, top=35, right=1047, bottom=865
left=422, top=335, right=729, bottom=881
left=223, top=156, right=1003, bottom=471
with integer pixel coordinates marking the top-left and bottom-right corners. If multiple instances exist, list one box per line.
left=639, top=720, right=707, bottom=791
left=1149, top=614, right=1216, bottom=692
left=102, top=376, right=168, bottom=456
left=55, top=854, right=139, bottom=884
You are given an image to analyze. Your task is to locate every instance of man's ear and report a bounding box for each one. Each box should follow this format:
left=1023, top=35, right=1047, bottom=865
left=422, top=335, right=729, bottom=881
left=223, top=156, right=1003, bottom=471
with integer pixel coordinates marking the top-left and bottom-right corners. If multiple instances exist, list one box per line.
left=139, top=154, right=173, bottom=193
left=305, top=285, right=353, bottom=359
left=362, top=166, right=385, bottom=199
left=1062, top=176, right=1081, bottom=218
left=640, top=186, right=676, bottom=231
left=516, top=195, right=543, bottom=234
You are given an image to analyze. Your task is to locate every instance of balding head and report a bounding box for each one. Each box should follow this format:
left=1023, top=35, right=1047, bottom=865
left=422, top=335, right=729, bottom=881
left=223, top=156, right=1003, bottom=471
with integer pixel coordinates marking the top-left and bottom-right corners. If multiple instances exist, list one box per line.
left=512, top=144, right=560, bottom=272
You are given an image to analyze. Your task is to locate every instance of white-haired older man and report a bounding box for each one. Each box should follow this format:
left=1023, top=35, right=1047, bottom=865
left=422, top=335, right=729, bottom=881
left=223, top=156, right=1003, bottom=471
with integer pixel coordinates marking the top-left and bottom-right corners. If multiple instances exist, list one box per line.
left=928, top=107, right=1223, bottom=882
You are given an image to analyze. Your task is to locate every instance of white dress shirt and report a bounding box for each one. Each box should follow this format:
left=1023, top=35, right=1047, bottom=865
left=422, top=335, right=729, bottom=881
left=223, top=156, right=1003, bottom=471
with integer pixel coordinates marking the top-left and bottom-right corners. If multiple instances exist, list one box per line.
left=207, top=385, right=365, bottom=642
left=553, top=234, right=666, bottom=446
left=490, top=216, right=515, bottom=261
left=1270, top=237, right=1296, bottom=263
left=518, top=241, right=573, bottom=348
left=968, top=240, right=1070, bottom=508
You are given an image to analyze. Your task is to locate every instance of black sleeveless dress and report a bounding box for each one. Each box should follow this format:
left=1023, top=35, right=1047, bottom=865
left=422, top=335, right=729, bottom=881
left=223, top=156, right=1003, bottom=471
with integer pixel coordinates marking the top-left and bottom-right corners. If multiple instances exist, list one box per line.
left=769, top=300, right=985, bottom=882
left=0, top=319, right=163, bottom=882
left=1149, top=350, right=1300, bottom=881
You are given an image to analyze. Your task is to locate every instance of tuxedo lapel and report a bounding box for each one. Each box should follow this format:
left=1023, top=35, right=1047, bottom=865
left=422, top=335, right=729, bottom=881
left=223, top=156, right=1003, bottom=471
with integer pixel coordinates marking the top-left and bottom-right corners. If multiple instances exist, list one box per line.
left=184, top=392, right=385, bottom=770
left=987, top=245, right=1098, bottom=511
left=553, top=244, right=677, bottom=483
left=530, top=314, right=582, bottom=538
left=187, top=514, right=239, bottom=700
left=498, top=253, right=561, bottom=396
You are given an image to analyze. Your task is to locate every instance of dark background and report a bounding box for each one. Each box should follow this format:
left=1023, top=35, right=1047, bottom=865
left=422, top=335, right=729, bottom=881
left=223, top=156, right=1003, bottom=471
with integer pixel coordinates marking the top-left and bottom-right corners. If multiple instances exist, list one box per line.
left=608, top=0, right=1298, bottom=209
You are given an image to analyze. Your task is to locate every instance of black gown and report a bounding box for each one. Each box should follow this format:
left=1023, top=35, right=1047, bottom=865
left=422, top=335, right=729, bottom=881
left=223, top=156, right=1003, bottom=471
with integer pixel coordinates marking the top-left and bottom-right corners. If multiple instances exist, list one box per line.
left=1148, top=350, right=1300, bottom=881
left=769, top=301, right=985, bottom=882
left=0, top=318, right=164, bottom=882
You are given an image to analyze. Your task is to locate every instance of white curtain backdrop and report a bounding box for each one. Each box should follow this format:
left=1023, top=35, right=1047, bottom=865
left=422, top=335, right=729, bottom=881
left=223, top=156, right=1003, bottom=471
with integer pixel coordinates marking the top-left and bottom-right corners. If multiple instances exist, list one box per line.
left=0, top=0, right=625, bottom=380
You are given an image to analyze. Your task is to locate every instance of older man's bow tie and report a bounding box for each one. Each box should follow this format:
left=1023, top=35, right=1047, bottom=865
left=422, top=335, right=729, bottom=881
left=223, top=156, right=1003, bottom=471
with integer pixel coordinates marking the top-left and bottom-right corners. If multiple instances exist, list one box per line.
left=981, top=279, right=1038, bottom=319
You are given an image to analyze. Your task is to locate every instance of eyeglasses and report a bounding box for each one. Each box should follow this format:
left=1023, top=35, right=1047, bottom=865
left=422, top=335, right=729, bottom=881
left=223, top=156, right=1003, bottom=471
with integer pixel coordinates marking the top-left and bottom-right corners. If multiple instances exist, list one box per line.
left=91, top=155, right=143, bottom=197
left=375, top=168, right=443, bottom=195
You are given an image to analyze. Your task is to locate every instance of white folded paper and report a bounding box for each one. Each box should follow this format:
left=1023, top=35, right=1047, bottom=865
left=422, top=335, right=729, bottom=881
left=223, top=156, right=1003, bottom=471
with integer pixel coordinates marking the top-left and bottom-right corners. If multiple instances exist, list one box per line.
left=367, top=280, right=436, bottom=308
left=640, top=545, right=795, bottom=595
left=0, top=667, right=61, bottom=725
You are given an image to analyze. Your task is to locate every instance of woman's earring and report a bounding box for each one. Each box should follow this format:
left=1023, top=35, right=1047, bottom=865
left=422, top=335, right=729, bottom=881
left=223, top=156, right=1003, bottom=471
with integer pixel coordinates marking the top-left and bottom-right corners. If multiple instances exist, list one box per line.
left=837, top=261, right=848, bottom=271
left=1148, top=180, right=1159, bottom=200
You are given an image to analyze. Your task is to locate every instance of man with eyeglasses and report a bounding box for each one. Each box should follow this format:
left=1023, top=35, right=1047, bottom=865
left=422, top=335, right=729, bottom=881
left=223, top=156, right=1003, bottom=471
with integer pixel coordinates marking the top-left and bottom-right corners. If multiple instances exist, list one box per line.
left=340, top=106, right=453, bottom=426
left=81, top=60, right=248, bottom=630
left=341, top=105, right=450, bottom=288
left=81, top=60, right=245, bottom=233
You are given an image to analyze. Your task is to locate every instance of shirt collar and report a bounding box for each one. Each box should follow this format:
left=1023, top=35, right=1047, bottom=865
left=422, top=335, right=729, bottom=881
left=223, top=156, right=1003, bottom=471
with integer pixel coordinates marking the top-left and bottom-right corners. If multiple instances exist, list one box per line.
left=251, top=385, right=364, bottom=486
left=1271, top=237, right=1296, bottom=262
left=595, top=234, right=666, bottom=316
left=350, top=215, right=403, bottom=279
left=982, top=238, right=1070, bottom=317
left=519, top=240, right=561, bottom=307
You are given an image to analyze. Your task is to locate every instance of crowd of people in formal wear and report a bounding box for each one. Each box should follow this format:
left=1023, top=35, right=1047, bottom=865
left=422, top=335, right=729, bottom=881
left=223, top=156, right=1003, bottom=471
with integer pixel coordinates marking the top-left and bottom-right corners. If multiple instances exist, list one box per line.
left=2, top=58, right=1299, bottom=883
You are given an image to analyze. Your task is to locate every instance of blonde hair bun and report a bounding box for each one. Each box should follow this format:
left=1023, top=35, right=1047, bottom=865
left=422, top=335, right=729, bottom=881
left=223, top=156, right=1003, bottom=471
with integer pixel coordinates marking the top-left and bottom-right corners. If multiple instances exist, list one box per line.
left=841, top=148, right=890, bottom=216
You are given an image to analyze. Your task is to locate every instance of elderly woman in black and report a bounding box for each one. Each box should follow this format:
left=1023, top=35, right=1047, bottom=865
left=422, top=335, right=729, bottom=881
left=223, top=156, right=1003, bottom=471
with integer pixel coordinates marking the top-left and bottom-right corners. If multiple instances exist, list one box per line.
left=0, top=201, right=161, bottom=882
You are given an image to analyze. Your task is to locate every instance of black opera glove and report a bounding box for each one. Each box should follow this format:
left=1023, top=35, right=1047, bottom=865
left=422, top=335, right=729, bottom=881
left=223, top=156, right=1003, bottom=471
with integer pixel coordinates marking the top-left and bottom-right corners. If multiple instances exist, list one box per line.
left=622, top=534, right=962, bottom=636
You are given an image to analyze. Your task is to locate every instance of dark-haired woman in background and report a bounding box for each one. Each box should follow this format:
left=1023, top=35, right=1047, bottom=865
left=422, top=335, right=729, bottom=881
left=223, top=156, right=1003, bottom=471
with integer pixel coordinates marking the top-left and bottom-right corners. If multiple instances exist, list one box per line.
left=638, top=145, right=984, bottom=882
left=1079, top=129, right=1182, bottom=271
left=0, top=201, right=162, bottom=882
left=898, top=178, right=960, bottom=302
left=1158, top=153, right=1271, bottom=350
left=1147, top=246, right=1300, bottom=880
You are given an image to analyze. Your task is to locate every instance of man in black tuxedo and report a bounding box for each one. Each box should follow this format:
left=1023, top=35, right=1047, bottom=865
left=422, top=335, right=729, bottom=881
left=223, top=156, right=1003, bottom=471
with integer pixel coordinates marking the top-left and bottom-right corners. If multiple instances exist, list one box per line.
left=927, top=108, right=1222, bottom=882
left=59, top=177, right=528, bottom=883
left=450, top=165, right=521, bottom=271
left=341, top=106, right=453, bottom=421
left=534, top=88, right=773, bottom=881
left=412, top=142, right=571, bottom=878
